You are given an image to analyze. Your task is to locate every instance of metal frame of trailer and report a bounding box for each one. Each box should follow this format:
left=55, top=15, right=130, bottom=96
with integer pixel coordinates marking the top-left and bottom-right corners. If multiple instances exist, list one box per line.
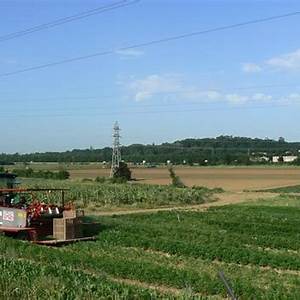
left=0, top=186, right=95, bottom=245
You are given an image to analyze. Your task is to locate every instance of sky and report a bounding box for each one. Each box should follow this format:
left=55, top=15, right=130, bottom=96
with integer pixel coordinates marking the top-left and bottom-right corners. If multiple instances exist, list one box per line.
left=1, top=0, right=300, bottom=153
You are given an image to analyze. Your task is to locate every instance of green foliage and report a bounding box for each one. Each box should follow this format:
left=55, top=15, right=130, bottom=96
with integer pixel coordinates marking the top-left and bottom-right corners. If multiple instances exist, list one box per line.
left=1, top=135, right=299, bottom=165
left=113, top=162, right=132, bottom=181
left=0, top=166, right=4, bottom=172
left=97, top=205, right=300, bottom=269
left=2, top=201, right=300, bottom=298
left=95, top=176, right=106, bottom=183
left=291, top=157, right=300, bottom=165
left=57, top=169, right=70, bottom=180
left=0, top=255, right=163, bottom=299
left=81, top=178, right=94, bottom=183
left=263, top=184, right=300, bottom=193
left=22, top=178, right=215, bottom=208
left=168, top=166, right=186, bottom=188
left=12, top=168, right=70, bottom=180
left=109, top=176, right=128, bottom=184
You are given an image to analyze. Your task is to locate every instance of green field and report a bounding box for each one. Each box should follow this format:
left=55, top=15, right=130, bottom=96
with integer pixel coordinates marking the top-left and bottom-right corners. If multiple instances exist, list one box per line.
left=2, top=195, right=300, bottom=299
left=22, top=178, right=219, bottom=210
left=263, top=184, right=300, bottom=194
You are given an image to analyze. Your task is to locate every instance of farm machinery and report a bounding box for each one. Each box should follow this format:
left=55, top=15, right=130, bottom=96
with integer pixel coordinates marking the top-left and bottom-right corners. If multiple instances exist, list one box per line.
left=0, top=173, right=94, bottom=245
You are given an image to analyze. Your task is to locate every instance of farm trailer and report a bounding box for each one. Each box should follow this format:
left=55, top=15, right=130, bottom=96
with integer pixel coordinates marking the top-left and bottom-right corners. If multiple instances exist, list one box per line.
left=0, top=173, right=95, bottom=245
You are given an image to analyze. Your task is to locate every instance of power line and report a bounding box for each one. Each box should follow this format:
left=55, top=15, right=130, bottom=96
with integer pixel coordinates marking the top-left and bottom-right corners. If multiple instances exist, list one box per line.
left=0, top=11, right=299, bottom=78
left=0, top=0, right=140, bottom=43
left=1, top=94, right=292, bottom=112
left=2, top=82, right=299, bottom=103
left=0, top=102, right=291, bottom=118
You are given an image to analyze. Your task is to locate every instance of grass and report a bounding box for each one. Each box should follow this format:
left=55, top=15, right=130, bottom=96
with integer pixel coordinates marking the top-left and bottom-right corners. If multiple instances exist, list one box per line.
left=241, top=193, right=300, bottom=207
left=0, top=255, right=166, bottom=299
left=2, top=194, right=300, bottom=299
left=262, top=184, right=300, bottom=194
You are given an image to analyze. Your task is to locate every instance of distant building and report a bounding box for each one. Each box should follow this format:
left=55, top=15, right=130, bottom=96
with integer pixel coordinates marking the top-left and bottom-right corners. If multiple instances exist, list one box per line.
left=250, top=156, right=270, bottom=163
left=272, top=156, right=298, bottom=163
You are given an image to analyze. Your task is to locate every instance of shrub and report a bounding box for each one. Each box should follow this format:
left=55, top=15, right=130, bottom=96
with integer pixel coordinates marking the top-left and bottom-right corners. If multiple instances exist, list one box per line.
left=113, top=162, right=131, bottom=181
left=168, top=166, right=186, bottom=188
left=95, top=176, right=106, bottom=183
left=12, top=168, right=70, bottom=180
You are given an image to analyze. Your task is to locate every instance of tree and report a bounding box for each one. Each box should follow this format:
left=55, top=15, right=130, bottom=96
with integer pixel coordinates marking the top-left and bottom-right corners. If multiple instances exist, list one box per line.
left=113, top=162, right=131, bottom=181
left=57, top=170, right=70, bottom=180
left=168, top=166, right=186, bottom=188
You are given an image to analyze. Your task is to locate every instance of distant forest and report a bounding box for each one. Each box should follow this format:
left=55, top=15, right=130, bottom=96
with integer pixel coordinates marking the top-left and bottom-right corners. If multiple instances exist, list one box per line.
left=1, top=136, right=300, bottom=166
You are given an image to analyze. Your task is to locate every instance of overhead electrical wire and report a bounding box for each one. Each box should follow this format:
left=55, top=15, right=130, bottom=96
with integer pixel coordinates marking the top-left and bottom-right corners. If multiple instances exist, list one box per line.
left=0, top=0, right=140, bottom=43
left=1, top=81, right=300, bottom=103
left=0, top=11, right=299, bottom=78
left=1, top=102, right=292, bottom=119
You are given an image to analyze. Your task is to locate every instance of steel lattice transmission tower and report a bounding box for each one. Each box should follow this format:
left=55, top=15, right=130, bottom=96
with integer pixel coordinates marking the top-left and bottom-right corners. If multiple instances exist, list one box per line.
left=110, top=121, right=121, bottom=177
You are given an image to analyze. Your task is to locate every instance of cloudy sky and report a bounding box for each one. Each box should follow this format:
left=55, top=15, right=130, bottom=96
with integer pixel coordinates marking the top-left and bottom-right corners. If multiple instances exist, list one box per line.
left=1, top=0, right=300, bottom=153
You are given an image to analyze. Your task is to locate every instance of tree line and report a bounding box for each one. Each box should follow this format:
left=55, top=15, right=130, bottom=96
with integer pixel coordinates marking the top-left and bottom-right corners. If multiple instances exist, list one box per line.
left=1, top=136, right=300, bottom=166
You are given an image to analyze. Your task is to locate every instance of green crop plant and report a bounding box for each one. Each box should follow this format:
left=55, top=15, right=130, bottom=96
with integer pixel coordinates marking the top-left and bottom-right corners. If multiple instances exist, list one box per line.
left=2, top=197, right=300, bottom=299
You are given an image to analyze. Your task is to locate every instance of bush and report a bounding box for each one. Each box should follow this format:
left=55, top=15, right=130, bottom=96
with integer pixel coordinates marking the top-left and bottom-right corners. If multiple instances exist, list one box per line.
left=95, top=176, right=106, bottom=183
left=168, top=166, right=186, bottom=188
left=12, top=168, right=70, bottom=180
left=57, top=170, right=70, bottom=180
left=113, top=162, right=131, bottom=181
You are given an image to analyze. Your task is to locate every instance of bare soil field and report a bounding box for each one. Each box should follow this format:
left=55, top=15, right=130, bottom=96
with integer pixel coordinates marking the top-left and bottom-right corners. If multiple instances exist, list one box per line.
left=68, top=166, right=300, bottom=192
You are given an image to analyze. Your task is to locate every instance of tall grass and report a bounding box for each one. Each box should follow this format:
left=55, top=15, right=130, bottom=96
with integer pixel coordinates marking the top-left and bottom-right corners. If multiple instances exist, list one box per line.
left=22, top=178, right=220, bottom=209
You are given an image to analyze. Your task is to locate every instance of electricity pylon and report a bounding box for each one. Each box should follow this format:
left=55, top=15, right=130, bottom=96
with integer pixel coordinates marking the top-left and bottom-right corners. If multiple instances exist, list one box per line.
left=110, top=121, right=121, bottom=177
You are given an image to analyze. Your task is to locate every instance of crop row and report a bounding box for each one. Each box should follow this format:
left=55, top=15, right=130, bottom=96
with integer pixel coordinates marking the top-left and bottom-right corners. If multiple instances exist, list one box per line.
left=94, top=207, right=300, bottom=270
left=22, top=178, right=216, bottom=207
left=0, top=255, right=163, bottom=300
left=93, top=205, right=300, bottom=252
left=1, top=236, right=300, bottom=299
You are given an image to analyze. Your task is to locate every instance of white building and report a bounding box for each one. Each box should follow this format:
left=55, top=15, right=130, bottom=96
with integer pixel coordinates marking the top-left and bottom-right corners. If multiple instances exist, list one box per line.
left=272, top=156, right=298, bottom=163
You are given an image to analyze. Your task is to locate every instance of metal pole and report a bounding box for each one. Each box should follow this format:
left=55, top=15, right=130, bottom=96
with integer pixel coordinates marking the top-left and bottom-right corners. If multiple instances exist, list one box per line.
left=218, top=271, right=238, bottom=300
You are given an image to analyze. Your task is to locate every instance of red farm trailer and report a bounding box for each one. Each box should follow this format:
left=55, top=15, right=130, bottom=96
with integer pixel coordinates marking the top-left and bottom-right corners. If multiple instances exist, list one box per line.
left=0, top=173, right=95, bottom=245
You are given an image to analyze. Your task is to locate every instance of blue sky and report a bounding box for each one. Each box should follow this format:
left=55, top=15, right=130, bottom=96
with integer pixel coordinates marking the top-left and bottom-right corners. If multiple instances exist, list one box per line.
left=1, top=0, right=300, bottom=153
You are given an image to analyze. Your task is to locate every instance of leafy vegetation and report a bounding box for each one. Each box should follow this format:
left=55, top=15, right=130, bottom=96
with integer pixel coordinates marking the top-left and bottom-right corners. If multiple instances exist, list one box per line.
left=168, top=166, right=186, bottom=188
left=12, top=168, right=70, bottom=180
left=0, top=255, right=164, bottom=299
left=2, top=198, right=300, bottom=298
left=112, top=161, right=132, bottom=181
left=1, top=135, right=299, bottom=165
left=22, top=178, right=217, bottom=209
left=263, top=184, right=300, bottom=193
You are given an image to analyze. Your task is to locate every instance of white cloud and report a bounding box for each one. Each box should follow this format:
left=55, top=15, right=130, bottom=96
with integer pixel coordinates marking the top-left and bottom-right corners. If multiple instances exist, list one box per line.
left=115, top=49, right=144, bottom=59
left=125, top=73, right=300, bottom=107
left=178, top=89, right=222, bottom=102
left=242, top=48, right=300, bottom=73
left=266, top=49, right=300, bottom=70
left=282, top=93, right=300, bottom=103
left=252, top=93, right=273, bottom=102
left=128, top=74, right=184, bottom=101
left=225, top=94, right=249, bottom=105
left=242, top=63, right=262, bottom=73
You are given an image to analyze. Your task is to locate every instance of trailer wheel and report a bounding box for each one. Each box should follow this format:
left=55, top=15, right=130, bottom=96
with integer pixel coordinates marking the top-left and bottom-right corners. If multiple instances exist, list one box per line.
left=4, top=232, right=17, bottom=238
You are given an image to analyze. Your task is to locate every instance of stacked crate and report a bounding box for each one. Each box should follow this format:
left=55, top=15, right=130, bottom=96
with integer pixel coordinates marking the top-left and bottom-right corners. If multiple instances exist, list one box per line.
left=53, top=210, right=83, bottom=240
